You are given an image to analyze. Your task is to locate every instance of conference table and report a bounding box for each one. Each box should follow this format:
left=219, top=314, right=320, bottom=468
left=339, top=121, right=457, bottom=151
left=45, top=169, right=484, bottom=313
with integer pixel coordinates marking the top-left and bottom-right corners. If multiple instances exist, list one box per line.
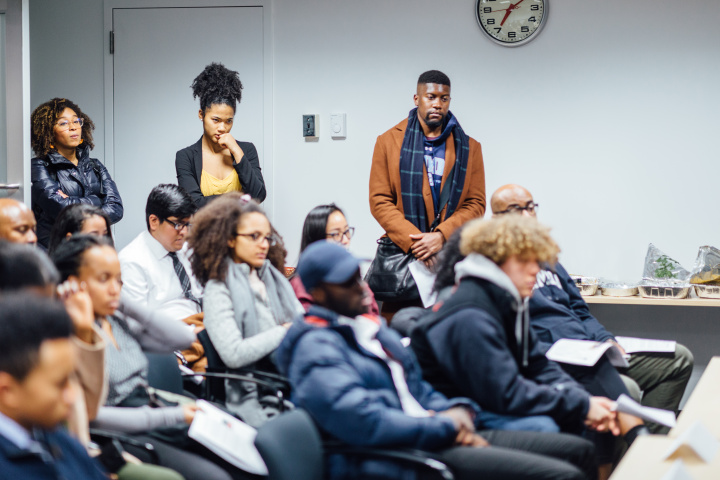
left=610, top=357, right=720, bottom=479
left=583, top=290, right=720, bottom=407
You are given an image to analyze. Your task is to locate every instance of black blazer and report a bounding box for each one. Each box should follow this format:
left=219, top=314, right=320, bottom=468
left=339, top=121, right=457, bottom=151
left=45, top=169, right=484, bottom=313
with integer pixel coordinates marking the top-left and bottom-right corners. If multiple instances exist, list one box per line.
left=175, top=137, right=267, bottom=208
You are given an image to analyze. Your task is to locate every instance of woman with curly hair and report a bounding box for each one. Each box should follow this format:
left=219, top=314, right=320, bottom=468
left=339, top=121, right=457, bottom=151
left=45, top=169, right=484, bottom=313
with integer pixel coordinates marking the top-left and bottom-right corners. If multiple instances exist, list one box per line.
left=189, top=192, right=301, bottom=371
left=30, top=98, right=123, bottom=248
left=189, top=192, right=301, bottom=425
left=47, top=204, right=114, bottom=254
left=175, top=62, right=266, bottom=208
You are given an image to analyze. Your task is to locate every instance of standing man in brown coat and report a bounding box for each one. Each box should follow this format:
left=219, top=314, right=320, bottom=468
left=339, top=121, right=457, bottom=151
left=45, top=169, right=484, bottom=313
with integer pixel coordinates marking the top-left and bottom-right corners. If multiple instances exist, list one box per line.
left=369, top=70, right=486, bottom=312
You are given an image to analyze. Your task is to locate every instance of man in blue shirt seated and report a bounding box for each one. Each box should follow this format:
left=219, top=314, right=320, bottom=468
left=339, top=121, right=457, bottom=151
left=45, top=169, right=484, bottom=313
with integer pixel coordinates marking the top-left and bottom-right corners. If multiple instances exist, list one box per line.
left=490, top=184, right=694, bottom=433
left=275, top=240, right=598, bottom=480
left=0, top=294, right=107, bottom=480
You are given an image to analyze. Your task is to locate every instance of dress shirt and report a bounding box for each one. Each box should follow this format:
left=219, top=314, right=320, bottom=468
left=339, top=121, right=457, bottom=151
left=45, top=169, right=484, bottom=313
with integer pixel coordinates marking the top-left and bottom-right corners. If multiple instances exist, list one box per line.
left=119, top=230, right=202, bottom=321
left=0, top=411, right=32, bottom=450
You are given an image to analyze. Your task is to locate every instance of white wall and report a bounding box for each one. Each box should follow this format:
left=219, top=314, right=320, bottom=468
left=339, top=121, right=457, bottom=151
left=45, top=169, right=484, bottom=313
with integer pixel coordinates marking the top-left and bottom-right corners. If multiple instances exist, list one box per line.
left=30, top=0, right=720, bottom=281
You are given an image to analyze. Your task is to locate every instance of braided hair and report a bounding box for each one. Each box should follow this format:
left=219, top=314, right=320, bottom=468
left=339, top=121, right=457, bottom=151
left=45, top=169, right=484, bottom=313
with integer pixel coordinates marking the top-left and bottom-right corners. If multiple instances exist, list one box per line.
left=191, top=62, right=243, bottom=114
left=31, top=98, right=95, bottom=157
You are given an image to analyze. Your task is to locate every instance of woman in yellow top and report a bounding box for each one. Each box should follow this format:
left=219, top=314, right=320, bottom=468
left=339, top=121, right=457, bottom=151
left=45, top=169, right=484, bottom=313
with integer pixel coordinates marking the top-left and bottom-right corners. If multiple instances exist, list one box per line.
left=175, top=63, right=266, bottom=208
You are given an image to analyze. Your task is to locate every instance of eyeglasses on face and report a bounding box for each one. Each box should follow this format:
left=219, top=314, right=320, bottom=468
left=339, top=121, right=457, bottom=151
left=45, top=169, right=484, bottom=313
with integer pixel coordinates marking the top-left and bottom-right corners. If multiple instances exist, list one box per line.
left=495, top=202, right=539, bottom=216
left=164, top=218, right=192, bottom=231
left=55, top=118, right=84, bottom=130
left=236, top=232, right=278, bottom=246
left=326, top=227, right=355, bottom=242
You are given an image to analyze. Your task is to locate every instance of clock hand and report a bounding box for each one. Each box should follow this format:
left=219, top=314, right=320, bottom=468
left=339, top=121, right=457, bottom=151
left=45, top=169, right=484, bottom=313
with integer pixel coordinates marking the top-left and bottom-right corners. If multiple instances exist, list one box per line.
left=499, top=8, right=513, bottom=26
left=500, top=0, right=526, bottom=26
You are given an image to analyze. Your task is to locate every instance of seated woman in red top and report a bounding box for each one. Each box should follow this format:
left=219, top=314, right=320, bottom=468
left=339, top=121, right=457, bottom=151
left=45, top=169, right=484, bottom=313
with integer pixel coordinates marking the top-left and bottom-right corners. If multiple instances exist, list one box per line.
left=290, top=203, right=379, bottom=315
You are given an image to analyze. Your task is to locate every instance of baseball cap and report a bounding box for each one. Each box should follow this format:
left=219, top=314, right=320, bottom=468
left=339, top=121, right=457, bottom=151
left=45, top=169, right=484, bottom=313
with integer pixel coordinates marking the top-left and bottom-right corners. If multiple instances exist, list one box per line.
left=297, top=241, right=360, bottom=291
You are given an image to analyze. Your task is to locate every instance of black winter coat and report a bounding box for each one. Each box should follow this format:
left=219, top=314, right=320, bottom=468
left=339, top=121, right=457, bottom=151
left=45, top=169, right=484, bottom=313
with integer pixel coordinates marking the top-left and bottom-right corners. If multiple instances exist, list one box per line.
left=31, top=144, right=124, bottom=247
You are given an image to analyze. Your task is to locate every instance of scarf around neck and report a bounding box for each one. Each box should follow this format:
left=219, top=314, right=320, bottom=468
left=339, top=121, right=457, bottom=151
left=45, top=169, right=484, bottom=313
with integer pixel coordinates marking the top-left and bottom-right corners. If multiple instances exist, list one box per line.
left=225, top=260, right=303, bottom=339
left=399, top=107, right=470, bottom=232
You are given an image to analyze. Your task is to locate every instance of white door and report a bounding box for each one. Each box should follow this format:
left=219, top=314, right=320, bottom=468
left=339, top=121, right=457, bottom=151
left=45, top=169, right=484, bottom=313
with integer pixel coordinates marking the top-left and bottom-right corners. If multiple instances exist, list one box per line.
left=111, top=6, right=265, bottom=248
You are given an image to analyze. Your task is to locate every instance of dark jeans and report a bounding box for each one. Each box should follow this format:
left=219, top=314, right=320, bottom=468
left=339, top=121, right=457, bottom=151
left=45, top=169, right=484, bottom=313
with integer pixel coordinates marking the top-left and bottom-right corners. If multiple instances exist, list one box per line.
left=421, top=430, right=597, bottom=480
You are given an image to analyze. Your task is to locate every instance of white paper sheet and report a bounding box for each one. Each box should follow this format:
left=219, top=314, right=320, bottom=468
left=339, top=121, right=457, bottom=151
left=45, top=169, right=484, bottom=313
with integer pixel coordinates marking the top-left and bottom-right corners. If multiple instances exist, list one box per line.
left=614, top=394, right=677, bottom=428
left=663, top=420, right=719, bottom=464
left=615, top=336, right=676, bottom=354
left=545, top=339, right=629, bottom=368
left=408, top=260, right=438, bottom=307
left=188, top=400, right=268, bottom=475
left=660, top=459, right=694, bottom=480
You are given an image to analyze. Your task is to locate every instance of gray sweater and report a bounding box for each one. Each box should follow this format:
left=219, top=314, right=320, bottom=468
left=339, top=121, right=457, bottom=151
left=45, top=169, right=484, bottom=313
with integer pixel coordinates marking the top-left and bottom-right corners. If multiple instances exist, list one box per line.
left=204, top=262, right=303, bottom=369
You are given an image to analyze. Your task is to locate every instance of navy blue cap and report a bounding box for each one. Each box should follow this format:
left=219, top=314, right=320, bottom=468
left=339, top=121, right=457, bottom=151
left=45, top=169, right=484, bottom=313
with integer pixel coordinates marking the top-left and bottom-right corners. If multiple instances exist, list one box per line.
left=297, top=241, right=360, bottom=291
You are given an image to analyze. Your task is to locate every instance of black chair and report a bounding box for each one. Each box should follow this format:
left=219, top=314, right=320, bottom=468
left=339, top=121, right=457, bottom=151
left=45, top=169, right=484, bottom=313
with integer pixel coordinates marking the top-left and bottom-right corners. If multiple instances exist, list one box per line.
left=197, top=329, right=291, bottom=404
left=146, top=352, right=185, bottom=395
left=255, top=409, right=454, bottom=480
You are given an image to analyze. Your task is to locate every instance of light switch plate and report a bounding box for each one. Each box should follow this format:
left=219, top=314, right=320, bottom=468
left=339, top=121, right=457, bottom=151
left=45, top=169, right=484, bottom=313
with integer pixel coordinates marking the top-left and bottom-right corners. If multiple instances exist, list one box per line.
left=330, top=113, right=346, bottom=139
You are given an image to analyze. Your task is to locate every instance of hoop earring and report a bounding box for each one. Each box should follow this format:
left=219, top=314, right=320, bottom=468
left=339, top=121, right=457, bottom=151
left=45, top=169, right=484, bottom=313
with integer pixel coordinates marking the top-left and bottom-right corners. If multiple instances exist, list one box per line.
left=50, top=144, right=55, bottom=149
left=79, top=138, right=84, bottom=144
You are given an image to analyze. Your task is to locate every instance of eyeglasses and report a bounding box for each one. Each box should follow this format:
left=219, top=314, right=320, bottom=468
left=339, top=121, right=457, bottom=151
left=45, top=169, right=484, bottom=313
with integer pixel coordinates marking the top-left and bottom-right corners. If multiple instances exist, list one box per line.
left=495, top=202, right=539, bottom=216
left=55, top=118, right=84, bottom=130
left=326, top=227, right=355, bottom=242
left=236, top=232, right=278, bottom=246
left=164, top=218, right=192, bottom=231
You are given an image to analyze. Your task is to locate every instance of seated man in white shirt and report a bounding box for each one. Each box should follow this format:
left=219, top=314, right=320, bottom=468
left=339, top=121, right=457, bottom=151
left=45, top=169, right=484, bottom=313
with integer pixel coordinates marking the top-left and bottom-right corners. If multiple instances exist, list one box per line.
left=119, top=184, right=205, bottom=370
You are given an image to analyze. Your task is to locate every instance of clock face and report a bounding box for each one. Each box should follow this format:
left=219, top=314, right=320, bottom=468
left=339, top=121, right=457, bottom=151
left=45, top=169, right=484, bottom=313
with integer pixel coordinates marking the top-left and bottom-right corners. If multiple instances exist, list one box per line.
left=476, top=0, right=547, bottom=47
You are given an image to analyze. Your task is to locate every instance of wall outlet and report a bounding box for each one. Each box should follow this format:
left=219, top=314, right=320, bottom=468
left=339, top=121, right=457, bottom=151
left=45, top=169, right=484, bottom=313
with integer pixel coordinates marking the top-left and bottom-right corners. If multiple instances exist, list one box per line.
left=303, top=114, right=318, bottom=138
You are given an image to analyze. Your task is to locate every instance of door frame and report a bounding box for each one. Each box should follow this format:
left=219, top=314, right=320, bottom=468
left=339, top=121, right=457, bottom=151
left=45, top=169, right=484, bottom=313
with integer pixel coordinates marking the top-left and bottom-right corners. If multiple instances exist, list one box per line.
left=0, top=0, right=30, bottom=204
left=102, top=0, right=274, bottom=215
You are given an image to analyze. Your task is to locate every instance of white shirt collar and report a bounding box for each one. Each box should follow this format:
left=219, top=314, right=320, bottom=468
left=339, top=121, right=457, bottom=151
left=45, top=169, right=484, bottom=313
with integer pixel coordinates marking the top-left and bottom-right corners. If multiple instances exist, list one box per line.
left=0, top=410, right=32, bottom=450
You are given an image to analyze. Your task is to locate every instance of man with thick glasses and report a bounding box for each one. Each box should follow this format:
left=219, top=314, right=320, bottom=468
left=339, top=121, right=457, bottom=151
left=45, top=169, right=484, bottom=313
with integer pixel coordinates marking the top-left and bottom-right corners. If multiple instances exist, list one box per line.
left=118, top=184, right=207, bottom=370
left=491, top=184, right=694, bottom=434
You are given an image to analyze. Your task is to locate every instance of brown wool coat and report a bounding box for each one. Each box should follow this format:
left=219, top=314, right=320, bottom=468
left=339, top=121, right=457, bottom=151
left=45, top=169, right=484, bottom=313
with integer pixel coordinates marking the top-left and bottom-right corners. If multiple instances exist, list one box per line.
left=369, top=118, right=486, bottom=253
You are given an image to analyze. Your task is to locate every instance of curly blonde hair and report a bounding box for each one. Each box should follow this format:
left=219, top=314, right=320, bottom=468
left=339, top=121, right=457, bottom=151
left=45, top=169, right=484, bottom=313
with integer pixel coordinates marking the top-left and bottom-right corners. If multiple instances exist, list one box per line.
left=31, top=98, right=95, bottom=157
left=460, top=215, right=559, bottom=265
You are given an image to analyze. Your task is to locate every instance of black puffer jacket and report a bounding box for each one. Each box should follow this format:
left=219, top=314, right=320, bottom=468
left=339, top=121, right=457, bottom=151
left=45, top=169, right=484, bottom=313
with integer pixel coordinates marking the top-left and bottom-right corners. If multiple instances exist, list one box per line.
left=31, top=144, right=123, bottom=247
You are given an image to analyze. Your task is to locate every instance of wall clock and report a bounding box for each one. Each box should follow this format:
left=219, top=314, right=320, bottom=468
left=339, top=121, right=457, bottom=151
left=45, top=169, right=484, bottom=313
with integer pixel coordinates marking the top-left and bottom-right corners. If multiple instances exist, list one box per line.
left=475, top=0, right=548, bottom=47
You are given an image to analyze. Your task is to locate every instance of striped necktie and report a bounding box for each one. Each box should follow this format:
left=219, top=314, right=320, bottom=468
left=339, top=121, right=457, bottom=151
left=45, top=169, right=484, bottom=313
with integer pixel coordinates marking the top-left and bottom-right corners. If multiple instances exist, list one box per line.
left=167, top=251, right=201, bottom=306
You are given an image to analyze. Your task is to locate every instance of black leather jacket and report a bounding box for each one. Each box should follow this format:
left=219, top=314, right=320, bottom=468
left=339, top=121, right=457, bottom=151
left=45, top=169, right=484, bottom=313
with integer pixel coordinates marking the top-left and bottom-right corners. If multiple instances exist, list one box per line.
left=31, top=144, right=124, bottom=247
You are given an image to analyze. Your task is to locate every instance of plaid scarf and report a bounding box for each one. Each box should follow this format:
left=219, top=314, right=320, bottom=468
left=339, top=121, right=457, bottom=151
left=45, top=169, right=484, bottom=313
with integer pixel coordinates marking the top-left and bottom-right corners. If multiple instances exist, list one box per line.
left=399, top=108, right=469, bottom=232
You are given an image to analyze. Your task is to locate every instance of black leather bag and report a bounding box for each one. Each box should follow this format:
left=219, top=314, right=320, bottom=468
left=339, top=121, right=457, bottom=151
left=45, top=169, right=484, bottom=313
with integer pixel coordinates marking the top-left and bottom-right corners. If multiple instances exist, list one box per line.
left=365, top=237, right=419, bottom=302
left=365, top=165, right=456, bottom=302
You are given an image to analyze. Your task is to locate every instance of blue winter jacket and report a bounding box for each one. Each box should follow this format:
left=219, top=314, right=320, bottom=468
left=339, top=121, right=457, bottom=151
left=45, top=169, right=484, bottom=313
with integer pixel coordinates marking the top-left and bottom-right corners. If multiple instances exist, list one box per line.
left=529, top=263, right=615, bottom=351
left=274, top=305, right=479, bottom=480
left=0, top=427, right=107, bottom=480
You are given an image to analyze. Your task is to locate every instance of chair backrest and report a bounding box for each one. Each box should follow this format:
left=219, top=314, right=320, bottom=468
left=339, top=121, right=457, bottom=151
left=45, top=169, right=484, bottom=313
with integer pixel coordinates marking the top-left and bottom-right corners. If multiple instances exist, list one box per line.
left=196, top=329, right=227, bottom=402
left=254, top=409, right=324, bottom=480
left=146, top=352, right=184, bottom=395
left=197, top=329, right=228, bottom=371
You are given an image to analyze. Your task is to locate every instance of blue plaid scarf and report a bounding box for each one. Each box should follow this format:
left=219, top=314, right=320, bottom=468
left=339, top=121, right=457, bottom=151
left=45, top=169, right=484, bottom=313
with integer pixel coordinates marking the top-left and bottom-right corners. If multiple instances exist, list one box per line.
left=399, top=108, right=469, bottom=232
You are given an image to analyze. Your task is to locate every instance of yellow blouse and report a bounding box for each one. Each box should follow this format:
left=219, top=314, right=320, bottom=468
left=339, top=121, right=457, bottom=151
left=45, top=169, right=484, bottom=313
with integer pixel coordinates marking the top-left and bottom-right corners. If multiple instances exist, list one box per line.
left=200, top=169, right=242, bottom=197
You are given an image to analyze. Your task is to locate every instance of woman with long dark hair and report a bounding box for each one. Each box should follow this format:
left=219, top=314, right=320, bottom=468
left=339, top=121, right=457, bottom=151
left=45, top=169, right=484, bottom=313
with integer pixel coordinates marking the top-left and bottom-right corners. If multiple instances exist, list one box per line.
left=47, top=204, right=114, bottom=254
left=291, top=203, right=379, bottom=314
left=51, top=235, right=258, bottom=480
left=175, top=63, right=266, bottom=208
left=30, top=98, right=123, bottom=248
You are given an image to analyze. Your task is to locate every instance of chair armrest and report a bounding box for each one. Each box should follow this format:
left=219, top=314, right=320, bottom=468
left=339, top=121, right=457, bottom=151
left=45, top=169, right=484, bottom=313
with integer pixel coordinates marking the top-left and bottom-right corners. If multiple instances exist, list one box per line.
left=325, top=444, right=454, bottom=480
left=89, top=428, right=159, bottom=464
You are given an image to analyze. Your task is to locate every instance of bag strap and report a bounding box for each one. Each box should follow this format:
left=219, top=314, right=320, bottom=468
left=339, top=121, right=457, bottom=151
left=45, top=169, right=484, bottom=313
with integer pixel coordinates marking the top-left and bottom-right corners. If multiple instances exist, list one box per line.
left=430, top=163, right=456, bottom=231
